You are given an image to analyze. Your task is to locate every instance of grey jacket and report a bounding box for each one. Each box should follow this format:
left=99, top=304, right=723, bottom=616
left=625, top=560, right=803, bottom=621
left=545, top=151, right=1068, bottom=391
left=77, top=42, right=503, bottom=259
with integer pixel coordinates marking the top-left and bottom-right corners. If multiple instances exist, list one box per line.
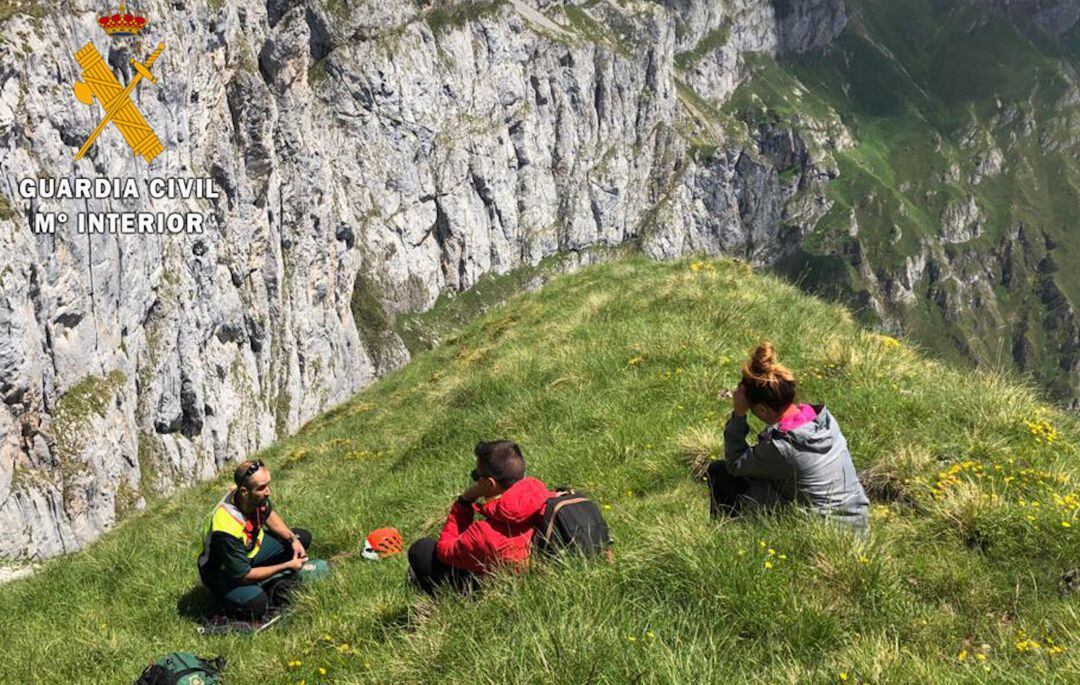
left=724, top=405, right=870, bottom=530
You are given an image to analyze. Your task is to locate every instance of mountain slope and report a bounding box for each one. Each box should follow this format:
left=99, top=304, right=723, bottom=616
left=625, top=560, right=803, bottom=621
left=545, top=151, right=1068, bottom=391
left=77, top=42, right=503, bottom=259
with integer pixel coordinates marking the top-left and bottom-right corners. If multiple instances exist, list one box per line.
left=1, top=256, right=1078, bottom=683
left=691, top=0, right=1080, bottom=405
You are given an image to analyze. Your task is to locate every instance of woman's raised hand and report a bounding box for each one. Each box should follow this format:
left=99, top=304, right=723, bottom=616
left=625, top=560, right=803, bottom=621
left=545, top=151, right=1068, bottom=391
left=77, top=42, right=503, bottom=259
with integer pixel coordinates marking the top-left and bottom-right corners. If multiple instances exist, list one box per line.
left=732, top=383, right=750, bottom=417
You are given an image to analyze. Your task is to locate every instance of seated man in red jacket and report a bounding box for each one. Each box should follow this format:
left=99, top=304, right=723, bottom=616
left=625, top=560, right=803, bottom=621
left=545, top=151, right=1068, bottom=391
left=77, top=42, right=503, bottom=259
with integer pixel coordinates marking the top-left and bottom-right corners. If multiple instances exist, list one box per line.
left=408, top=439, right=555, bottom=595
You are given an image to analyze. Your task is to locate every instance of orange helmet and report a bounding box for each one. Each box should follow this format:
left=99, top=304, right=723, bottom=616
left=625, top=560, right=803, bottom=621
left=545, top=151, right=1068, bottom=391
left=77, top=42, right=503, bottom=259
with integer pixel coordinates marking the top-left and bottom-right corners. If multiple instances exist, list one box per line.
left=362, top=527, right=403, bottom=560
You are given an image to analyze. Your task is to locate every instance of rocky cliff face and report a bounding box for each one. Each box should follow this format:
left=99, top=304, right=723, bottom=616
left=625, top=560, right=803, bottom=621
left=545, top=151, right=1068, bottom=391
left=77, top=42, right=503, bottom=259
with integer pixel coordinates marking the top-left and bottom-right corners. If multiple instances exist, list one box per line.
left=0, top=0, right=847, bottom=559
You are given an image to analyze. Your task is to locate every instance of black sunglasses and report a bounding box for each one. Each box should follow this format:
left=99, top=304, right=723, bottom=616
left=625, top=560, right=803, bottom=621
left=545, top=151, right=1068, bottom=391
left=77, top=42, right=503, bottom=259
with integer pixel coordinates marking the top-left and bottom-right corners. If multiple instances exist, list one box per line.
left=239, top=460, right=264, bottom=485
left=470, top=468, right=485, bottom=482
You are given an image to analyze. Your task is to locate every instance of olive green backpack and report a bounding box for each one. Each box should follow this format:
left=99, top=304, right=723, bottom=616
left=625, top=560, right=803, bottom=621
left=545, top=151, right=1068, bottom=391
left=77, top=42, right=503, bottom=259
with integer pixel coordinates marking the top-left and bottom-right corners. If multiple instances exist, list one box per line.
left=133, top=652, right=225, bottom=685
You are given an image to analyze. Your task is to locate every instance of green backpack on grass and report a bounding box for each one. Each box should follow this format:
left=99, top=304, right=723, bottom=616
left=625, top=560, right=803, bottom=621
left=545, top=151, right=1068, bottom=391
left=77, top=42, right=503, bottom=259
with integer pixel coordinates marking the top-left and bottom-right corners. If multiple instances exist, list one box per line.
left=133, top=652, right=225, bottom=685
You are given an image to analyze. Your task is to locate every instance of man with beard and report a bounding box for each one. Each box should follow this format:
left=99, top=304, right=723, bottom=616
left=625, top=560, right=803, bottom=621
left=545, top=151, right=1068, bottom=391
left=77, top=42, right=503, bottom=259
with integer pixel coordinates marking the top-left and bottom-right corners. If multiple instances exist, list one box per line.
left=197, top=460, right=313, bottom=618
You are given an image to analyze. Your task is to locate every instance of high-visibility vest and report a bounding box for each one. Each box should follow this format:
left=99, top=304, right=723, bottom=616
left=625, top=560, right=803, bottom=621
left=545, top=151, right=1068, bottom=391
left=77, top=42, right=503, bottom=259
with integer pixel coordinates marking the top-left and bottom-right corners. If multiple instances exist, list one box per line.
left=197, top=489, right=265, bottom=570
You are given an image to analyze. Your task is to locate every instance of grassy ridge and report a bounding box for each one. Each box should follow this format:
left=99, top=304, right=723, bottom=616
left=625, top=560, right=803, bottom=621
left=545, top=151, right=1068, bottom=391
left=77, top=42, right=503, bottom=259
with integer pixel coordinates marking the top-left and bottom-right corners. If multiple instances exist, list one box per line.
left=1, top=256, right=1079, bottom=683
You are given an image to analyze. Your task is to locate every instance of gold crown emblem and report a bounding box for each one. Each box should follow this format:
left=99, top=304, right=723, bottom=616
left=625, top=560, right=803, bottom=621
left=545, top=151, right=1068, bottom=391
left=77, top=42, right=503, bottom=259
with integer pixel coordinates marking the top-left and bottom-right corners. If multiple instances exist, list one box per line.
left=97, top=1, right=148, bottom=36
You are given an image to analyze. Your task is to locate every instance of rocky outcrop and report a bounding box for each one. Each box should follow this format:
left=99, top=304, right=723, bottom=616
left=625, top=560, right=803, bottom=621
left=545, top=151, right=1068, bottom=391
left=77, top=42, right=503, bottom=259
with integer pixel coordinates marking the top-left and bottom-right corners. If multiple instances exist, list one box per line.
left=772, top=0, right=847, bottom=53
left=661, top=0, right=846, bottom=102
left=0, top=0, right=848, bottom=559
left=938, top=195, right=984, bottom=244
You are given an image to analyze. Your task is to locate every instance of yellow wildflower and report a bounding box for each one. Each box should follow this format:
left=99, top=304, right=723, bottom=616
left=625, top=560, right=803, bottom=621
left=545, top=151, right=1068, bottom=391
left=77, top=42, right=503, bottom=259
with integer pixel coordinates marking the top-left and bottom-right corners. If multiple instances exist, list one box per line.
left=872, top=332, right=898, bottom=350
left=1015, top=639, right=1041, bottom=653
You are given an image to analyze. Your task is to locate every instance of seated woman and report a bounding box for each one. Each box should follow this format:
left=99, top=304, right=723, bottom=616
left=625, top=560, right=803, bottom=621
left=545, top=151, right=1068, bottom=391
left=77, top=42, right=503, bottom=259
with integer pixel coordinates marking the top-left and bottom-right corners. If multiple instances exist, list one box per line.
left=707, top=342, right=870, bottom=531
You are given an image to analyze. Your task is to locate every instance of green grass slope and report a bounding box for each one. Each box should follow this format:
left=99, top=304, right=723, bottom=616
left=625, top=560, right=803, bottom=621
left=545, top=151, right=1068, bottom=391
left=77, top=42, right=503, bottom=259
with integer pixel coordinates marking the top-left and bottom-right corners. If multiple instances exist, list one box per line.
left=2, top=257, right=1079, bottom=684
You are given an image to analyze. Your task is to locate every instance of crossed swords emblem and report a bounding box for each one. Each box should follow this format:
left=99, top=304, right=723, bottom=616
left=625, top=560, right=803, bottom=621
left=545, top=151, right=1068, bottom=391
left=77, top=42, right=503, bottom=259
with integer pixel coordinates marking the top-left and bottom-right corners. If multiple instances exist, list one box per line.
left=72, top=41, right=166, bottom=163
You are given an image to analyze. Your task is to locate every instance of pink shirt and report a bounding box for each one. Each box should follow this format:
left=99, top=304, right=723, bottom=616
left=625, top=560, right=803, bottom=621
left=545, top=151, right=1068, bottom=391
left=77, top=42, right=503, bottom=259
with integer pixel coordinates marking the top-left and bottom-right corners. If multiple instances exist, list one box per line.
left=777, top=403, right=818, bottom=432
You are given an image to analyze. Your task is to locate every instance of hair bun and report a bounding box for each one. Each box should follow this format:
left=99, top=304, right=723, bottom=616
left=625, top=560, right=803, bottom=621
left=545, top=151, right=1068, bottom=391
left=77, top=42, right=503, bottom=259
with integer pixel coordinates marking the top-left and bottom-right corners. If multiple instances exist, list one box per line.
left=751, top=342, right=776, bottom=373
left=740, top=341, right=797, bottom=409
left=742, top=341, right=794, bottom=386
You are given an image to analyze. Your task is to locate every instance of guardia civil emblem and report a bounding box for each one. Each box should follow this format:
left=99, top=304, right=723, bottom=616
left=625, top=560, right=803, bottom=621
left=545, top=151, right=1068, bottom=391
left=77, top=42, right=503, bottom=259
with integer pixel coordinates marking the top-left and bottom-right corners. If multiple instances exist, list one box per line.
left=72, top=2, right=165, bottom=163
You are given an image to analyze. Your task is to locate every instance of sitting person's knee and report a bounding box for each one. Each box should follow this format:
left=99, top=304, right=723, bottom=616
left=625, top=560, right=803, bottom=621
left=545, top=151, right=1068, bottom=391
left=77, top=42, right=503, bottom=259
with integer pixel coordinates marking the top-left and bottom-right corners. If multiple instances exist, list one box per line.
left=408, top=537, right=437, bottom=572
left=294, top=528, right=313, bottom=549
left=228, top=590, right=269, bottom=619
left=706, top=460, right=728, bottom=483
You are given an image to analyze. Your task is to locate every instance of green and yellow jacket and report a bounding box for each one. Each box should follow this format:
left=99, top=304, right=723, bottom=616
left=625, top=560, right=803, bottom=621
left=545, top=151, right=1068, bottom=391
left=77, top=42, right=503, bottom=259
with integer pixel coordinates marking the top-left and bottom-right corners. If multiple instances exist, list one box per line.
left=197, top=489, right=273, bottom=588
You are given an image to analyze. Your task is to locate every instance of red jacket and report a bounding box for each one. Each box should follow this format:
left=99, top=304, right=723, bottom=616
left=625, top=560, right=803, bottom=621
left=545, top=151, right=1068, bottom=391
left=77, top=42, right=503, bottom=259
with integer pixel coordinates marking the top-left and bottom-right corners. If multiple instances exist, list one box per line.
left=436, top=477, right=555, bottom=575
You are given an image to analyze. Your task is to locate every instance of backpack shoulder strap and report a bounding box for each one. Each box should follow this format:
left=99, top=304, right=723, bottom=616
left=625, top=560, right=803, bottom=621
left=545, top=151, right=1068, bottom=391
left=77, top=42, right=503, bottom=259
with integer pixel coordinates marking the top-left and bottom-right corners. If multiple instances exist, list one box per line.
left=539, top=495, right=589, bottom=547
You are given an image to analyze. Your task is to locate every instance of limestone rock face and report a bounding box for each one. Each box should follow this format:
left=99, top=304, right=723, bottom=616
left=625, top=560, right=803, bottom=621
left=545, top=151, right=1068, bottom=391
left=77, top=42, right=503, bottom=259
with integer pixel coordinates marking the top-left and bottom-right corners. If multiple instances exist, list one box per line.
left=772, top=0, right=847, bottom=53
left=0, top=0, right=849, bottom=559
left=938, top=195, right=984, bottom=245
left=660, top=0, right=845, bottom=102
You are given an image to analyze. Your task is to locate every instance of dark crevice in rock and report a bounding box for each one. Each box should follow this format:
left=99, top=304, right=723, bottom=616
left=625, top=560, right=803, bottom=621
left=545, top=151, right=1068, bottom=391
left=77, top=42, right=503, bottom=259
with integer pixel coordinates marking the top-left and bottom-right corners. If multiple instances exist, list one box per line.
left=589, top=192, right=604, bottom=237
left=508, top=120, right=528, bottom=169
left=305, top=8, right=333, bottom=62
left=470, top=171, right=503, bottom=230
left=431, top=197, right=461, bottom=286
left=756, top=125, right=808, bottom=172
left=179, top=377, right=204, bottom=438
left=257, top=50, right=275, bottom=88
left=2, top=385, right=26, bottom=407
left=245, top=315, right=266, bottom=354
left=215, top=322, right=246, bottom=345
left=267, top=0, right=303, bottom=29
left=53, top=312, right=83, bottom=330
left=106, top=43, right=133, bottom=86
left=210, top=164, right=236, bottom=211
left=593, top=72, right=605, bottom=124
left=335, top=223, right=356, bottom=250
left=530, top=75, right=548, bottom=106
